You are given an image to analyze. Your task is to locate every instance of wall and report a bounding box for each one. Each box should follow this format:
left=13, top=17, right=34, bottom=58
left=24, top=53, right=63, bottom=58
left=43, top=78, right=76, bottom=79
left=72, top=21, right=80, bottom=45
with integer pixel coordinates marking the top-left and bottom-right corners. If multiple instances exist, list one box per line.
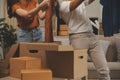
left=86, top=0, right=103, bottom=22
left=0, top=0, right=4, bottom=60
left=0, top=0, right=4, bottom=18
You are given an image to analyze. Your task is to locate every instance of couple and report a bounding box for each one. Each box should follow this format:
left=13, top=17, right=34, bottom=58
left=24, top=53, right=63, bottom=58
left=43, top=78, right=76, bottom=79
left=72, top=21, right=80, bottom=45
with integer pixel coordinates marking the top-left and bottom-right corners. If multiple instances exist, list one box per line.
left=7, top=0, right=110, bottom=80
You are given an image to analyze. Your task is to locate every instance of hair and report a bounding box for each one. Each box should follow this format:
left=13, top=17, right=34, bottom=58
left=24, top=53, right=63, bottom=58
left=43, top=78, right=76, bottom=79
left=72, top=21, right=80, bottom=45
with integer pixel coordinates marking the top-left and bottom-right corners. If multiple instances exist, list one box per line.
left=7, top=0, right=19, bottom=18
left=54, top=1, right=60, bottom=19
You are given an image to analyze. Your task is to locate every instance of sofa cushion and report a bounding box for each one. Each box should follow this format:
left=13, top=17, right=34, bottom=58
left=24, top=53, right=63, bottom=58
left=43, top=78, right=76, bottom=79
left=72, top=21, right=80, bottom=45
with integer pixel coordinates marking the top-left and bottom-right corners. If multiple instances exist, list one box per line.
left=88, top=40, right=110, bottom=62
left=97, top=35, right=117, bottom=62
left=115, top=37, right=120, bottom=62
left=99, top=40, right=110, bottom=56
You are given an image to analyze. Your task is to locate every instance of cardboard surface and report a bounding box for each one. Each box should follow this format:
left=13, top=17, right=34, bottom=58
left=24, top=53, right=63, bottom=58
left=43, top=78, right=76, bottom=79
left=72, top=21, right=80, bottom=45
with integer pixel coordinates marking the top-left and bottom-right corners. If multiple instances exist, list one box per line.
left=59, top=31, right=68, bottom=36
left=0, top=44, right=19, bottom=69
left=60, top=25, right=68, bottom=31
left=46, top=49, right=88, bottom=79
left=21, top=69, right=52, bottom=80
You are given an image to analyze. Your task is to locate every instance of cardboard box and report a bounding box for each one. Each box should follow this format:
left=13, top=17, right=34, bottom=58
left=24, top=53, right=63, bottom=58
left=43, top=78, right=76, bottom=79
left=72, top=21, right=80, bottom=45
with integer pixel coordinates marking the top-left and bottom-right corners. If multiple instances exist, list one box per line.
left=46, top=49, right=87, bottom=79
left=21, top=69, right=52, bottom=80
left=60, top=25, right=68, bottom=31
left=0, top=44, right=19, bottom=69
left=59, top=31, right=68, bottom=36
left=19, top=42, right=66, bottom=68
left=10, top=57, right=41, bottom=78
left=0, top=44, right=19, bottom=75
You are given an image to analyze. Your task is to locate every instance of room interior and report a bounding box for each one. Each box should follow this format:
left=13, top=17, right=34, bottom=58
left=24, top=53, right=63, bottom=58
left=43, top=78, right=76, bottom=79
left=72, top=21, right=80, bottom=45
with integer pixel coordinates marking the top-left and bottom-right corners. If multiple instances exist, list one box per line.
left=0, top=0, right=120, bottom=80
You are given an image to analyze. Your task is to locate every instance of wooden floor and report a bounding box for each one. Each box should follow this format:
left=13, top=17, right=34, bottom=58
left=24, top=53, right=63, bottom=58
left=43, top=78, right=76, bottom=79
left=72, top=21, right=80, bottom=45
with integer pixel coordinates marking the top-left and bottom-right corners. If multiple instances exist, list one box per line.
left=0, top=77, right=66, bottom=80
left=0, top=76, right=120, bottom=80
left=0, top=73, right=120, bottom=80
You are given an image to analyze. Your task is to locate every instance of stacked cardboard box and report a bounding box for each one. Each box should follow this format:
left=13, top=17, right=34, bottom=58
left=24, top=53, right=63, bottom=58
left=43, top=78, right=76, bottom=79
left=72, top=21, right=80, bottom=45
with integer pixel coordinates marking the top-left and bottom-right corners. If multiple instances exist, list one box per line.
left=19, top=42, right=61, bottom=68
left=46, top=49, right=87, bottom=79
left=0, top=44, right=18, bottom=73
left=10, top=57, right=41, bottom=78
left=59, top=25, right=68, bottom=36
left=10, top=57, right=52, bottom=80
left=19, top=42, right=88, bottom=80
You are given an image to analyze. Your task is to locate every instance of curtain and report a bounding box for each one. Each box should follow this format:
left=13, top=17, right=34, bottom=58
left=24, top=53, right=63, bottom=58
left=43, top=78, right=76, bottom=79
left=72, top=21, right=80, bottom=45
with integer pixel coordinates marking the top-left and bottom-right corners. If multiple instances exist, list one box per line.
left=100, top=0, right=120, bottom=37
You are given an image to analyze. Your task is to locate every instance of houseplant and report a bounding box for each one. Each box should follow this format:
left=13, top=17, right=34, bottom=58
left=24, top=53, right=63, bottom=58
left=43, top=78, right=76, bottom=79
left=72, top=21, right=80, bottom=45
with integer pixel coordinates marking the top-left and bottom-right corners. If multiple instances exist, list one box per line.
left=0, top=18, right=17, bottom=59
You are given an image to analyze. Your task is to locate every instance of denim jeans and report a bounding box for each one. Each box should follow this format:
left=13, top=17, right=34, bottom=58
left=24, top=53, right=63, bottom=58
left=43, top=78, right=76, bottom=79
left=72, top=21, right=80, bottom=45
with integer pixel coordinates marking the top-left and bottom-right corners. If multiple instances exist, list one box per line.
left=17, top=27, right=43, bottom=43
left=69, top=32, right=111, bottom=80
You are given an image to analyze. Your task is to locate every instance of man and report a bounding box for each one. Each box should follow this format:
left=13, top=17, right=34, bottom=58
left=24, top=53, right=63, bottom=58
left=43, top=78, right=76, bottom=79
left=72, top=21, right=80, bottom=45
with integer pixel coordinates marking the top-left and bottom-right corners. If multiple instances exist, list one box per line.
left=56, top=0, right=111, bottom=80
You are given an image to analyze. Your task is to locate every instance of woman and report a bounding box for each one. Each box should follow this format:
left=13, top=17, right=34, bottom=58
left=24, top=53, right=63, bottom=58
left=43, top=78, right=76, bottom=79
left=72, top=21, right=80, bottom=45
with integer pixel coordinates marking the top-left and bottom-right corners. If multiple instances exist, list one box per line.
left=7, top=0, right=49, bottom=43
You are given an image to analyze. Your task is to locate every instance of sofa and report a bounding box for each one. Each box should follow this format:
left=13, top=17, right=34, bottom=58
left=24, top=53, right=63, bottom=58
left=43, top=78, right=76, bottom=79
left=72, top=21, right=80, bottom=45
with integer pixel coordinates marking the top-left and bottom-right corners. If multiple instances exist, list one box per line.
left=88, top=34, right=120, bottom=79
left=54, top=34, right=120, bottom=79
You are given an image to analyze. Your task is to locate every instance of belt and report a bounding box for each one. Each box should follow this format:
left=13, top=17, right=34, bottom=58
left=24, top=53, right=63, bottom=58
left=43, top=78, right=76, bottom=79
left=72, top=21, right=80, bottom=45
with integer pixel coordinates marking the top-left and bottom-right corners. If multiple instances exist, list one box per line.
left=69, top=31, right=93, bottom=36
left=19, top=26, right=38, bottom=31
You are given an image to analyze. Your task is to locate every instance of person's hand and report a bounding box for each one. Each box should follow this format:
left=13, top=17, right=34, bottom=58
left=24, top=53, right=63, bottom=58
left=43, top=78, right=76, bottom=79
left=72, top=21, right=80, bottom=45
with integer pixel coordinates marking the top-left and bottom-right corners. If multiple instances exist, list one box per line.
left=54, top=0, right=58, bottom=7
left=43, top=0, right=50, bottom=6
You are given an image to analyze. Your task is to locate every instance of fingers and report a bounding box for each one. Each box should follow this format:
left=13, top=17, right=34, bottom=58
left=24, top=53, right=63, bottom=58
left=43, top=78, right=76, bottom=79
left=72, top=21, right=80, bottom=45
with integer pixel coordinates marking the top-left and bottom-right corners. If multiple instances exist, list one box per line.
left=44, top=0, right=50, bottom=6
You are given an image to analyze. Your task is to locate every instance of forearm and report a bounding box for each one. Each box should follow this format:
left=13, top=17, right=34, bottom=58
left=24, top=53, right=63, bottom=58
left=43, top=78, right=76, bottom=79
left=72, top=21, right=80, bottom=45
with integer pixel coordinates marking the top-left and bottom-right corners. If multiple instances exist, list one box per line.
left=15, top=0, right=48, bottom=18
left=88, top=0, right=95, bottom=4
left=70, top=0, right=84, bottom=11
left=27, top=1, right=47, bottom=18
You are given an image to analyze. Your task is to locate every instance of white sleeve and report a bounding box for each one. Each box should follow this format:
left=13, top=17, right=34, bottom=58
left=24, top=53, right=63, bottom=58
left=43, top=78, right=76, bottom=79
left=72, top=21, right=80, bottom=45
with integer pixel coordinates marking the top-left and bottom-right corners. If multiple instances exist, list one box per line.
left=60, top=1, right=71, bottom=13
left=59, top=1, right=71, bottom=24
left=84, top=0, right=89, bottom=6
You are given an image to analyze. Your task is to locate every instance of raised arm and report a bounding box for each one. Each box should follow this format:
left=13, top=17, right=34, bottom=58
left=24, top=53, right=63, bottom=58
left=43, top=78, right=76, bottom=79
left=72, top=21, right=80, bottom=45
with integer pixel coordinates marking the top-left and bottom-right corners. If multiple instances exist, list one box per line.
left=14, top=0, right=49, bottom=18
left=88, top=0, right=95, bottom=4
left=70, top=0, right=84, bottom=11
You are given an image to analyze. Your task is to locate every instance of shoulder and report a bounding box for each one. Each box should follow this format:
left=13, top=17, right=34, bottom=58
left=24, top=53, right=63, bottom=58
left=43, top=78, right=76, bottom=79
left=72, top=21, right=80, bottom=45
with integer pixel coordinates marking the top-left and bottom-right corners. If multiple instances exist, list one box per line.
left=60, top=1, right=71, bottom=6
left=83, top=0, right=89, bottom=6
left=12, top=3, right=21, bottom=10
left=31, top=0, right=38, bottom=4
left=12, top=3, right=21, bottom=14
